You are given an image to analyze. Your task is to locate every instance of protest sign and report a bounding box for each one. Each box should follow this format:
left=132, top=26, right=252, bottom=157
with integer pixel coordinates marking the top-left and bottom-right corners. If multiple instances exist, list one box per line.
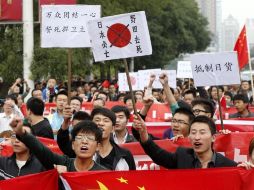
left=177, top=61, right=193, bottom=78
left=41, top=5, right=101, bottom=48
left=190, top=52, right=241, bottom=87
left=87, top=11, right=152, bottom=62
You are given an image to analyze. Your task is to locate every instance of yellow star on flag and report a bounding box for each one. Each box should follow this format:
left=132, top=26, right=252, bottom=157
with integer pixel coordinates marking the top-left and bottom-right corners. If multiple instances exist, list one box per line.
left=137, top=186, right=146, bottom=190
left=116, top=177, right=128, bottom=184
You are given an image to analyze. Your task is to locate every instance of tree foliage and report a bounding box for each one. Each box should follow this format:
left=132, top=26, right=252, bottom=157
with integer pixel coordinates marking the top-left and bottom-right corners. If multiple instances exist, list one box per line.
left=0, top=0, right=211, bottom=83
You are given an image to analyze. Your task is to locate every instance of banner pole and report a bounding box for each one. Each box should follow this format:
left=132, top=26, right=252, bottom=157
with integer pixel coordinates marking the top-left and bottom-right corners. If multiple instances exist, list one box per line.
left=217, top=87, right=224, bottom=130
left=67, top=49, right=72, bottom=104
left=123, top=58, right=138, bottom=115
left=246, top=27, right=254, bottom=101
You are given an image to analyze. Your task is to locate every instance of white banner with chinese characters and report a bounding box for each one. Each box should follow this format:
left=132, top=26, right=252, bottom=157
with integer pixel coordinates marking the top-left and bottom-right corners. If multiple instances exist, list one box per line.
left=177, top=61, right=193, bottom=78
left=41, top=5, right=101, bottom=48
left=190, top=52, right=241, bottom=87
left=118, top=72, right=140, bottom=92
left=87, top=11, right=152, bottom=62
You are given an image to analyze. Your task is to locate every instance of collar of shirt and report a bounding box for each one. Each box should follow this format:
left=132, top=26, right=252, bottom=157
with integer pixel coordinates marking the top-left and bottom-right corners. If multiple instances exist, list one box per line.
left=193, top=151, right=216, bottom=168
left=112, top=131, right=129, bottom=145
left=0, top=113, right=14, bottom=119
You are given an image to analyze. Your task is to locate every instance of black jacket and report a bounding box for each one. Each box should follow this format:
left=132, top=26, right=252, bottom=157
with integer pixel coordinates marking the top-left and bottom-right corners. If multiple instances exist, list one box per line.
left=0, top=153, right=45, bottom=180
left=141, top=137, right=237, bottom=169
left=95, top=140, right=136, bottom=170
left=31, top=118, right=54, bottom=139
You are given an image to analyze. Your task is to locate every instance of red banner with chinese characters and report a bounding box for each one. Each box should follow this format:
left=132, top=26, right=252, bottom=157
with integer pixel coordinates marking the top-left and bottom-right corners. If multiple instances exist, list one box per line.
left=39, top=0, right=76, bottom=6
left=0, top=169, right=59, bottom=190
left=0, top=0, right=22, bottom=21
left=61, top=168, right=254, bottom=190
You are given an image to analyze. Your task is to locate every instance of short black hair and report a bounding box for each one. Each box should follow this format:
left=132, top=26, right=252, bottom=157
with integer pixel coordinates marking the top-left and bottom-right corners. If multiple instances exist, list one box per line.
left=191, top=98, right=215, bottom=118
left=91, top=107, right=116, bottom=126
left=73, top=111, right=91, bottom=121
left=174, top=107, right=195, bottom=125
left=111, top=105, right=130, bottom=119
left=70, top=96, right=83, bottom=105
left=233, top=93, right=249, bottom=103
left=26, top=97, right=44, bottom=116
left=117, top=93, right=126, bottom=101
left=71, top=120, right=102, bottom=143
left=55, top=90, right=68, bottom=99
left=190, top=115, right=216, bottom=135
left=124, top=94, right=136, bottom=104
left=5, top=94, right=18, bottom=105
left=31, top=89, right=42, bottom=97
left=183, top=89, right=196, bottom=98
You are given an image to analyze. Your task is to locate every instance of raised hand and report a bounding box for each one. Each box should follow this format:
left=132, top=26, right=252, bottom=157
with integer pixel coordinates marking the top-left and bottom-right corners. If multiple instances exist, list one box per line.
left=159, top=73, right=168, bottom=86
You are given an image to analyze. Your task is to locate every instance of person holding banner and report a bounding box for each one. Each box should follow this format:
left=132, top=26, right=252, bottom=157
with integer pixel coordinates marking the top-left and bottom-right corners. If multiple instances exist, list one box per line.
left=133, top=115, right=237, bottom=169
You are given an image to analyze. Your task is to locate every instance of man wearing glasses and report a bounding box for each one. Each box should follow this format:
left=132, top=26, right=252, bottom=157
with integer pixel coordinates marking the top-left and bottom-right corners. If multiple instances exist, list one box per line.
left=10, top=119, right=107, bottom=172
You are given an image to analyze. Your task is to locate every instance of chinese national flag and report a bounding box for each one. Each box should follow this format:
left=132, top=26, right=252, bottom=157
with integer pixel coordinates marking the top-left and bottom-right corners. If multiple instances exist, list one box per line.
left=39, top=0, right=76, bottom=6
left=61, top=169, right=254, bottom=190
left=234, top=25, right=249, bottom=70
left=0, top=0, right=22, bottom=21
left=0, top=169, right=59, bottom=190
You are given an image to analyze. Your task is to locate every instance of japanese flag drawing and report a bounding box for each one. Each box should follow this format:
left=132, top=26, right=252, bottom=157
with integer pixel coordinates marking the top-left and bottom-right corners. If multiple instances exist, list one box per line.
left=87, top=11, right=152, bottom=62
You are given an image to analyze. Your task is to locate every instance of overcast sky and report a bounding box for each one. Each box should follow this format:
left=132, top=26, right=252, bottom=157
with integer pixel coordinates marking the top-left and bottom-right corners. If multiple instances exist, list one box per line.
left=221, top=0, right=254, bottom=25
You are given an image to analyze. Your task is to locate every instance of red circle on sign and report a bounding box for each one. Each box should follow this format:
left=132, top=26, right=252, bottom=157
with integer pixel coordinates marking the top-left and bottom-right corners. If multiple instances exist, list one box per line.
left=107, top=23, right=131, bottom=48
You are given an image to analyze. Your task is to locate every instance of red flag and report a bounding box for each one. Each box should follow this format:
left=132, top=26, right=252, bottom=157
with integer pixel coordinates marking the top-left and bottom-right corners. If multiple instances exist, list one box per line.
left=61, top=168, right=254, bottom=190
left=37, top=136, right=63, bottom=155
left=0, top=0, right=22, bottom=21
left=234, top=25, right=249, bottom=70
left=0, top=169, right=59, bottom=190
left=39, top=0, right=76, bottom=6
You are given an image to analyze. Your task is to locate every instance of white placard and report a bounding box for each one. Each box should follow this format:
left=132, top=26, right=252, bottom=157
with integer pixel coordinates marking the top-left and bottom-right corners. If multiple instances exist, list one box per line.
left=41, top=5, right=101, bottom=48
left=138, top=69, right=161, bottom=90
left=177, top=61, right=193, bottom=78
left=118, top=72, right=140, bottom=92
left=190, top=52, right=241, bottom=87
left=87, top=11, right=152, bottom=62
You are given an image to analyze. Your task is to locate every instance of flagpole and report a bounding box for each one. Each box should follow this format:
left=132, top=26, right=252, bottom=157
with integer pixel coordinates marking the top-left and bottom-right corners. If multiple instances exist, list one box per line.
left=217, top=87, right=224, bottom=130
left=246, top=26, right=254, bottom=100
left=123, top=58, right=138, bottom=115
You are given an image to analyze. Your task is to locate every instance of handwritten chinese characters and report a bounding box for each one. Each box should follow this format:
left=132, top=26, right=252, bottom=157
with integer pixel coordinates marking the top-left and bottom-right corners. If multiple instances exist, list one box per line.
left=190, top=52, right=241, bottom=87
left=41, top=5, right=101, bottom=48
left=87, top=11, right=152, bottom=62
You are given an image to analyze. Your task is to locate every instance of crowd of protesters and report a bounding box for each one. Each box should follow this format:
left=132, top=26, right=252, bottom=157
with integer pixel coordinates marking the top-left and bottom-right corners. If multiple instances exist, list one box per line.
left=0, top=74, right=253, bottom=185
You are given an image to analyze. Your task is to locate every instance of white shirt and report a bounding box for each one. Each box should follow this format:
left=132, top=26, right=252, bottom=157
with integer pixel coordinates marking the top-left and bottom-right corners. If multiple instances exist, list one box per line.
left=0, top=113, right=14, bottom=133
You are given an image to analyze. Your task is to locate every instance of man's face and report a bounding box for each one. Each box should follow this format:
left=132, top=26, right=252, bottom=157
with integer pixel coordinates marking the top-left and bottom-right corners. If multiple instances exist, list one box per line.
left=70, top=99, right=81, bottom=112
left=192, top=104, right=211, bottom=118
left=93, top=99, right=105, bottom=108
left=11, top=135, right=28, bottom=154
left=241, top=82, right=250, bottom=91
left=135, top=94, right=143, bottom=102
left=109, top=85, right=115, bottom=93
left=72, top=132, right=98, bottom=159
left=47, top=79, right=56, bottom=88
left=56, top=94, right=68, bottom=111
left=3, top=99, right=14, bottom=114
left=189, top=122, right=214, bottom=155
left=32, top=90, right=43, bottom=100
left=152, top=91, right=160, bottom=101
left=114, top=111, right=128, bottom=133
left=173, top=89, right=180, bottom=101
left=233, top=100, right=247, bottom=112
left=171, top=113, right=190, bottom=137
left=92, top=114, right=113, bottom=140
left=183, top=94, right=194, bottom=105
left=97, top=93, right=107, bottom=102
left=125, top=99, right=133, bottom=111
